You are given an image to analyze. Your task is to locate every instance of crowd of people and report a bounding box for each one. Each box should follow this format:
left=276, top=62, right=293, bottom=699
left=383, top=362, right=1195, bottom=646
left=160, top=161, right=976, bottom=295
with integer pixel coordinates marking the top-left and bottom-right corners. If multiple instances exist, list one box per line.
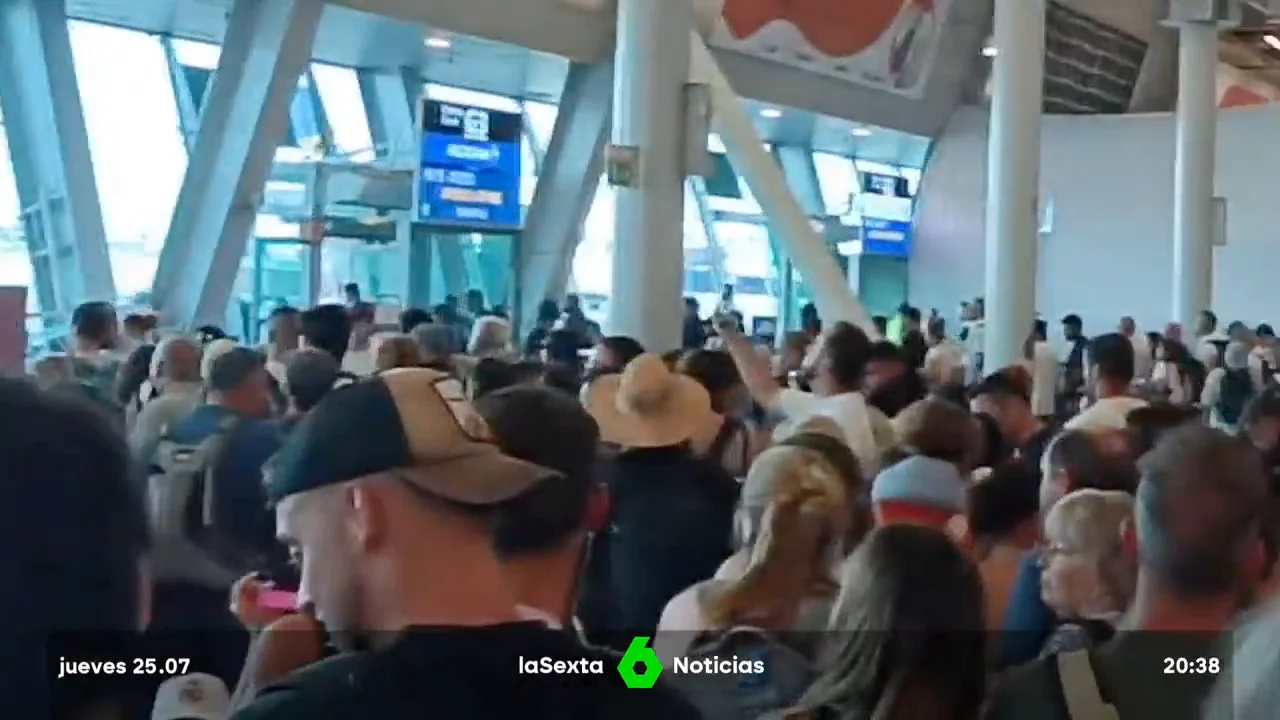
left=7, top=284, right=1280, bottom=720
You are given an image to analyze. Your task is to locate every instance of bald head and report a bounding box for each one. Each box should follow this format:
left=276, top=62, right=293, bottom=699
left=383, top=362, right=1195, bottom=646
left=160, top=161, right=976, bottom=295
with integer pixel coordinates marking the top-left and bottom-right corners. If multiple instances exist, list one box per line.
left=1136, top=424, right=1268, bottom=598
left=153, top=336, right=200, bottom=382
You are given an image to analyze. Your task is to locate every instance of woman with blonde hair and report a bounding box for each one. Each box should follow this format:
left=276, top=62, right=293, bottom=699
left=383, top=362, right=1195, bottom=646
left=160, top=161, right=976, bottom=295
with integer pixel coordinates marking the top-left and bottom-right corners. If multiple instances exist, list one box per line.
left=373, top=333, right=422, bottom=372
left=654, top=446, right=848, bottom=665
left=1037, top=488, right=1136, bottom=656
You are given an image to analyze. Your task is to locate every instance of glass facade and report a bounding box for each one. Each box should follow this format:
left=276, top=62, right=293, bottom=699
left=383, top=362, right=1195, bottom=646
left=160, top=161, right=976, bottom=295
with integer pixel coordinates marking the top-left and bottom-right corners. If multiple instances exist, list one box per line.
left=0, top=18, right=930, bottom=346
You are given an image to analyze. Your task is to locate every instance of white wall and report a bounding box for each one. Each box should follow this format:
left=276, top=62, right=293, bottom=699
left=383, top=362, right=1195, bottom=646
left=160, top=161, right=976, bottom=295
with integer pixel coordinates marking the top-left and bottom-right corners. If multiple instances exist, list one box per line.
left=910, top=103, right=1280, bottom=332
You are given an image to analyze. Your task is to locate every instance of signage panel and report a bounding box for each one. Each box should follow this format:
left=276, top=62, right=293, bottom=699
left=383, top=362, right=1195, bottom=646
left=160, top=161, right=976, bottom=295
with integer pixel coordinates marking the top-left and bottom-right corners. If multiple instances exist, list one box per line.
left=415, top=100, right=523, bottom=232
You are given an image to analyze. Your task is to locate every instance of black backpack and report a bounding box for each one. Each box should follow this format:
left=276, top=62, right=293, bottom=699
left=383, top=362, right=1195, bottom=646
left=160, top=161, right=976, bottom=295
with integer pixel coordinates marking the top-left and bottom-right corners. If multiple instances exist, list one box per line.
left=1216, top=368, right=1254, bottom=427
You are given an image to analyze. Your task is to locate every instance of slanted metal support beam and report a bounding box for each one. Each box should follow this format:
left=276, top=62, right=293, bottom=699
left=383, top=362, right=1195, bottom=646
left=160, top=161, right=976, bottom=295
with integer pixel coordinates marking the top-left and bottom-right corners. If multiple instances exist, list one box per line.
left=687, top=176, right=727, bottom=292
left=772, top=145, right=828, bottom=329
left=515, top=61, right=612, bottom=336
left=692, top=32, right=873, bottom=335
left=358, top=67, right=421, bottom=163
left=0, top=0, right=115, bottom=314
left=150, top=0, right=323, bottom=328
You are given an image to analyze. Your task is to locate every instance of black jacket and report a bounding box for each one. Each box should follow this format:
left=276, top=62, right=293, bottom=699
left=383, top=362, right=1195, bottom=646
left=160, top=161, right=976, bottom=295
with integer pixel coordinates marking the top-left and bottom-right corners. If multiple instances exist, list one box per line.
left=602, top=446, right=738, bottom=637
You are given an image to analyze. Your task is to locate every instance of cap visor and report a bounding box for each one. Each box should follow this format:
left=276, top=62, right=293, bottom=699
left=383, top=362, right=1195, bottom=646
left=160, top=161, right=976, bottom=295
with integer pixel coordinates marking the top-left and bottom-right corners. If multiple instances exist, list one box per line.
left=398, top=450, right=560, bottom=505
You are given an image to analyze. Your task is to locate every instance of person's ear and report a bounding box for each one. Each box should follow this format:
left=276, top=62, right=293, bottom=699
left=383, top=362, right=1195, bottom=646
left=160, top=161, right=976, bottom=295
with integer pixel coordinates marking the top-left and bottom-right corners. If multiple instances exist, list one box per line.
left=1119, top=514, right=1138, bottom=559
left=583, top=484, right=609, bottom=534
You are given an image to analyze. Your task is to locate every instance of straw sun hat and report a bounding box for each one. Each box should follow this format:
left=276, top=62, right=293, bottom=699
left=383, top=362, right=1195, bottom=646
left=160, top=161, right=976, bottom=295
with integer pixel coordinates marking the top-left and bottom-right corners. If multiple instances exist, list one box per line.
left=585, top=353, right=712, bottom=448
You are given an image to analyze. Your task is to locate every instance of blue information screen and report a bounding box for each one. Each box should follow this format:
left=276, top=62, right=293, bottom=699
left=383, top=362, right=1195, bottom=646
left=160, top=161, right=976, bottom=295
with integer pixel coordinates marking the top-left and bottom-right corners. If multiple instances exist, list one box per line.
left=862, top=217, right=912, bottom=257
left=415, top=99, right=523, bottom=231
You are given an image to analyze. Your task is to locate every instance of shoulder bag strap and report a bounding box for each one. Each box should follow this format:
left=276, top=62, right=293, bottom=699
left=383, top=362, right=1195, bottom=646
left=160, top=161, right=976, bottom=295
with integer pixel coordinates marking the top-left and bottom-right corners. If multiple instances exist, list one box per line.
left=1056, top=649, right=1120, bottom=720
left=201, top=414, right=245, bottom=526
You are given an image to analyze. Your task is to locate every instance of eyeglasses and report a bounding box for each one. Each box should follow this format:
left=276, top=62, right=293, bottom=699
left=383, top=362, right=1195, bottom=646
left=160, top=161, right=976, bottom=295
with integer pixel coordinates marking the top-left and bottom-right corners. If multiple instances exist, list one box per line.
left=1038, top=542, right=1085, bottom=562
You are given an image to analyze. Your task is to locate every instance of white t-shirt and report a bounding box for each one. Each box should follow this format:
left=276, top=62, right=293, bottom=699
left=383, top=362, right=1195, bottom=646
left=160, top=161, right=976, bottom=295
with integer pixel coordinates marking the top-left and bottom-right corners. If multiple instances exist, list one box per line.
left=1195, top=334, right=1227, bottom=369
left=341, top=349, right=376, bottom=377
left=1029, top=341, right=1059, bottom=418
left=1128, top=333, right=1153, bottom=382
left=1063, top=396, right=1149, bottom=432
left=771, top=390, right=881, bottom=477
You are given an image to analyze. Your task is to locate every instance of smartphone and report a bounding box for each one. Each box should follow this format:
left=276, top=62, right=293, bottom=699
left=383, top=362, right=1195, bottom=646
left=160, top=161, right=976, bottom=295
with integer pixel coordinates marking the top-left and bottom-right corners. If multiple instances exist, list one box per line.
left=257, top=589, right=299, bottom=612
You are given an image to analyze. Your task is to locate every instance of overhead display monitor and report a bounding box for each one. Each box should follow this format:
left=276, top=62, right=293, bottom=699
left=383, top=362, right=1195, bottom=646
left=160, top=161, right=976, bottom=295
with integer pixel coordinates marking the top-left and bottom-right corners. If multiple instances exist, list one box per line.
left=415, top=99, right=523, bottom=232
left=861, top=217, right=912, bottom=258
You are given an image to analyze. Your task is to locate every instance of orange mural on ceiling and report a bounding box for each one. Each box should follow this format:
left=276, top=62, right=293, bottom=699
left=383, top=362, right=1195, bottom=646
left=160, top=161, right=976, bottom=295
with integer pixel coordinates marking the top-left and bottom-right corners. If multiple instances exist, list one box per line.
left=723, top=0, right=932, bottom=58
left=1219, top=85, right=1270, bottom=109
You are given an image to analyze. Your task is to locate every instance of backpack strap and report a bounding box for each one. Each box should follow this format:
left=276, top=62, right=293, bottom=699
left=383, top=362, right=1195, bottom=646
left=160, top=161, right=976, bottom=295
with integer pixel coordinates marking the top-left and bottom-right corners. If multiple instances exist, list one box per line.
left=1056, top=650, right=1120, bottom=720
left=200, top=414, right=245, bottom=526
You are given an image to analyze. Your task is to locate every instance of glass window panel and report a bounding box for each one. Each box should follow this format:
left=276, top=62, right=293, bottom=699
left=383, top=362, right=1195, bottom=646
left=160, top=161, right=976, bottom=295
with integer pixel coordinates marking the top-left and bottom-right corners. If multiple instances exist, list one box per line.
left=854, top=159, right=902, bottom=177
left=425, top=84, right=521, bottom=113
left=0, top=109, right=37, bottom=316
left=311, top=64, right=375, bottom=162
left=68, top=21, right=187, bottom=299
left=171, top=38, right=219, bottom=69
left=900, top=167, right=923, bottom=196
left=713, top=221, right=777, bottom=326
left=181, top=64, right=214, bottom=110
left=813, top=152, right=857, bottom=216
left=524, top=101, right=557, bottom=145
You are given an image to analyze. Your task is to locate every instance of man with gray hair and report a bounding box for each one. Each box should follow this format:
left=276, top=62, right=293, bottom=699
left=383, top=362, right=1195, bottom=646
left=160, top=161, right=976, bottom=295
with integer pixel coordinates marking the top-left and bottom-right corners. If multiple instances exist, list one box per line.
left=413, top=323, right=460, bottom=371
left=130, top=335, right=203, bottom=461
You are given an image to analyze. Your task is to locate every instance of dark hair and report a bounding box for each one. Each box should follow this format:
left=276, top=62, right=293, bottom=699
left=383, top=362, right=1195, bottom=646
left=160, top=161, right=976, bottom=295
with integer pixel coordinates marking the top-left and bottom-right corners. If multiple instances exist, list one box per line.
left=71, top=301, right=116, bottom=344
left=1032, top=318, right=1048, bottom=340
left=477, top=387, right=601, bottom=557
left=434, top=303, right=459, bottom=324
left=285, top=349, right=341, bottom=413
left=536, top=298, right=561, bottom=325
left=902, top=306, right=922, bottom=323
left=971, top=412, right=1010, bottom=469
left=0, top=378, right=148, bottom=716
left=343, top=282, right=360, bottom=297
left=971, top=369, right=1031, bottom=404
left=867, top=340, right=902, bottom=364
left=470, top=358, right=521, bottom=400
left=509, top=360, right=546, bottom=386
left=1258, top=324, right=1275, bottom=339
left=207, top=347, right=267, bottom=395
left=1137, top=425, right=1268, bottom=597
left=871, top=315, right=889, bottom=336
left=824, top=322, right=874, bottom=391
left=798, top=525, right=986, bottom=720
left=660, top=350, right=684, bottom=370
left=596, top=336, right=645, bottom=373
left=678, top=350, right=741, bottom=413
left=1201, top=310, right=1218, bottom=330
left=1062, top=314, right=1083, bottom=328
left=194, top=325, right=228, bottom=345
left=1045, top=429, right=1139, bottom=498
left=1244, top=387, right=1280, bottom=429
left=1126, top=403, right=1199, bottom=456
left=545, top=329, right=582, bottom=366
left=541, top=362, right=582, bottom=397
left=299, top=304, right=352, bottom=363
left=399, top=308, right=432, bottom=334
left=968, top=461, right=1040, bottom=548
left=116, top=344, right=156, bottom=405
left=926, top=316, right=947, bottom=341
left=1089, top=333, right=1136, bottom=384
left=268, top=305, right=300, bottom=321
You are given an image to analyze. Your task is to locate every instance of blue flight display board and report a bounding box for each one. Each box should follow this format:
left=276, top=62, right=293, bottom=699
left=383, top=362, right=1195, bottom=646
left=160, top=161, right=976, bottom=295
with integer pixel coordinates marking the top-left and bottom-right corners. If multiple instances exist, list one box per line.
left=415, top=99, right=523, bottom=231
left=862, top=217, right=912, bottom=257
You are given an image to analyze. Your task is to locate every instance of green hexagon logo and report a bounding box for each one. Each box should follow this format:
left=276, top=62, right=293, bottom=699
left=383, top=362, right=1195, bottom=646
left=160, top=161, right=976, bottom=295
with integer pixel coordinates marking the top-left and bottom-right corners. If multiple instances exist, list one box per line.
left=617, top=635, right=664, bottom=689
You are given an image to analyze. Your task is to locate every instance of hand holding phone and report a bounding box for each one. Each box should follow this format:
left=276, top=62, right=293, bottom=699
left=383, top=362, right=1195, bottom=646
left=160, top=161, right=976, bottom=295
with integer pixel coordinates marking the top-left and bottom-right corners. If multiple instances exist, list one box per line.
left=257, top=590, right=299, bottom=612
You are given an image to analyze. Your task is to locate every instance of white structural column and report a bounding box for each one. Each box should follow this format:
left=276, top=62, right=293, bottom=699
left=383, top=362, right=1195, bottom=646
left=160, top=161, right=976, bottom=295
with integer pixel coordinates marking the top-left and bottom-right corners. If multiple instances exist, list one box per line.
left=0, top=0, right=115, bottom=313
left=690, top=34, right=873, bottom=335
left=983, top=0, right=1046, bottom=371
left=149, top=0, right=323, bottom=328
left=608, top=0, right=692, bottom=351
left=1170, top=22, right=1218, bottom=330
